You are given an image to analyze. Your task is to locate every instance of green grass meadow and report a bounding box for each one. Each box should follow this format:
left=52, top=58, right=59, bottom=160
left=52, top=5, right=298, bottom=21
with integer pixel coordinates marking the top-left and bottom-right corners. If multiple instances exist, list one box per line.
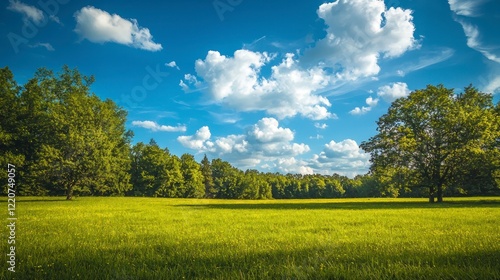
left=2, top=197, right=500, bottom=279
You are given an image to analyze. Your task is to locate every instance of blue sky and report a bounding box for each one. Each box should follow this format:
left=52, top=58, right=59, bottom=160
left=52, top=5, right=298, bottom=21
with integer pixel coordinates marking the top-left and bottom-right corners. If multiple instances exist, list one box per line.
left=2, top=0, right=499, bottom=177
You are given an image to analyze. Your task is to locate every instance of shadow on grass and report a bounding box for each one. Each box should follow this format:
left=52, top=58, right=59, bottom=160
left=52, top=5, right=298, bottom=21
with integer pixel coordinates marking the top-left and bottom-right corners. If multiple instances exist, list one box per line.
left=14, top=198, right=69, bottom=203
left=176, top=199, right=500, bottom=210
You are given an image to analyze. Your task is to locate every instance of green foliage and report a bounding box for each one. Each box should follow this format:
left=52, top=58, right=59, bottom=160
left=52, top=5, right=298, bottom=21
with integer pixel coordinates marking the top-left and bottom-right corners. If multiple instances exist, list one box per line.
left=211, top=158, right=243, bottom=198
left=201, top=154, right=216, bottom=198
left=129, top=141, right=169, bottom=196
left=162, top=155, right=185, bottom=197
left=361, top=85, right=500, bottom=202
left=180, top=154, right=204, bottom=198
left=0, top=67, right=26, bottom=194
left=131, top=147, right=364, bottom=200
left=129, top=141, right=187, bottom=198
left=238, top=169, right=272, bottom=199
left=0, top=66, right=131, bottom=198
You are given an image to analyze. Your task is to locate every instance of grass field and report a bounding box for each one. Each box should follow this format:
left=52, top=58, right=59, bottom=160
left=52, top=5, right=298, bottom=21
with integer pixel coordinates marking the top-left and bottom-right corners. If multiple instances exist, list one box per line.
left=1, top=197, right=500, bottom=279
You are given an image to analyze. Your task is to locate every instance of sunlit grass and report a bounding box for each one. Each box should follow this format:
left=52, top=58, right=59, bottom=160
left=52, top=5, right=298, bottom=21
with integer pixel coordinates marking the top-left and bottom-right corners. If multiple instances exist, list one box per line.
left=1, top=197, right=499, bottom=279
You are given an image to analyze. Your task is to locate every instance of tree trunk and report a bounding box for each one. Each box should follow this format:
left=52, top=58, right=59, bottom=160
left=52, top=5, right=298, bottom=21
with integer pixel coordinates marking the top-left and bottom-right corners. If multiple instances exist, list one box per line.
left=437, top=183, right=443, bottom=203
left=429, top=186, right=435, bottom=203
left=66, top=185, right=74, bottom=200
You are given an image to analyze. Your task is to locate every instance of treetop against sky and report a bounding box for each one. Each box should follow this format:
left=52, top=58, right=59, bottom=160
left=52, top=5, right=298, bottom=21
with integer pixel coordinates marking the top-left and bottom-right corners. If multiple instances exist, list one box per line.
left=2, top=0, right=499, bottom=177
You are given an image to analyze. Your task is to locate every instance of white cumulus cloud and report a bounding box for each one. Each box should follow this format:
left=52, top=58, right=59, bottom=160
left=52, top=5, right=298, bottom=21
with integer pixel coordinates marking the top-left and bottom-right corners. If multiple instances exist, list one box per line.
left=349, top=106, right=371, bottom=115
left=177, top=126, right=212, bottom=150
left=74, top=6, right=162, bottom=51
left=310, top=139, right=370, bottom=177
left=180, top=74, right=201, bottom=92
left=377, top=82, right=411, bottom=102
left=304, top=0, right=418, bottom=80
left=177, top=118, right=311, bottom=172
left=182, top=50, right=333, bottom=120
left=247, top=118, right=294, bottom=143
left=276, top=157, right=314, bottom=175
left=181, top=1, right=417, bottom=120
left=349, top=96, right=379, bottom=115
left=365, top=96, right=379, bottom=107
left=314, top=123, right=328, bottom=129
left=166, top=61, right=180, bottom=70
left=132, top=121, right=186, bottom=132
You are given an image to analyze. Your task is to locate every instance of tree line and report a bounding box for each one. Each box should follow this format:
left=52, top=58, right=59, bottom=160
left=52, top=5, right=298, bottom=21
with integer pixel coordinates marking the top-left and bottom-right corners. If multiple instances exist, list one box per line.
left=128, top=140, right=350, bottom=199
left=1, top=67, right=499, bottom=201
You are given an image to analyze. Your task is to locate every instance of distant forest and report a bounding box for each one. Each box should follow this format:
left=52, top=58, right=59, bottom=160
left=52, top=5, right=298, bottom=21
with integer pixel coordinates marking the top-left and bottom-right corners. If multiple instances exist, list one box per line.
left=1, top=67, right=499, bottom=201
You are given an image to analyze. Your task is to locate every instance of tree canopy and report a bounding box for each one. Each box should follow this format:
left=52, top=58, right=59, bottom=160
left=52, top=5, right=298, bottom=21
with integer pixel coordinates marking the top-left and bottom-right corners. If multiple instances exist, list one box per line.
left=1, top=66, right=132, bottom=199
left=361, top=85, right=500, bottom=202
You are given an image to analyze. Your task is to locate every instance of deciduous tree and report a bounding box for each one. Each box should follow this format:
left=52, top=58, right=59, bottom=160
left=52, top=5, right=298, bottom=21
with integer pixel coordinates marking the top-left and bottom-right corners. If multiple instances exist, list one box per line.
left=26, top=66, right=132, bottom=199
left=181, top=153, right=204, bottom=198
left=361, top=85, right=499, bottom=202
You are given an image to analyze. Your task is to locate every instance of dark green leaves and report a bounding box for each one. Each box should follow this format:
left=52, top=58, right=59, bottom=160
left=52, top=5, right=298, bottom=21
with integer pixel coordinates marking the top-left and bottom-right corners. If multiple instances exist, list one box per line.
left=361, top=85, right=499, bottom=202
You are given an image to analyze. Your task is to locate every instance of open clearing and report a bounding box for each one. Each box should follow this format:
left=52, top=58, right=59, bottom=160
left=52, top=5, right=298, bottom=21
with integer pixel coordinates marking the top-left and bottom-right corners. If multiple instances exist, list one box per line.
left=2, top=197, right=500, bottom=279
